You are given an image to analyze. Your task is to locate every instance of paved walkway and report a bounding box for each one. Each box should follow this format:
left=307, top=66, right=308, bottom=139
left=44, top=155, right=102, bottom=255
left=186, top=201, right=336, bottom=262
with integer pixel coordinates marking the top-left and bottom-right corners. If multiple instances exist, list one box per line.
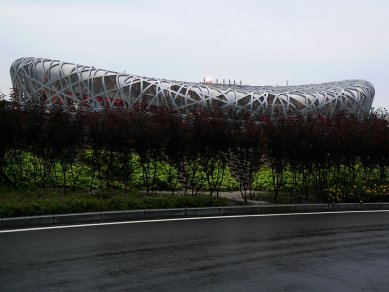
left=216, top=191, right=269, bottom=204
left=155, top=190, right=269, bottom=204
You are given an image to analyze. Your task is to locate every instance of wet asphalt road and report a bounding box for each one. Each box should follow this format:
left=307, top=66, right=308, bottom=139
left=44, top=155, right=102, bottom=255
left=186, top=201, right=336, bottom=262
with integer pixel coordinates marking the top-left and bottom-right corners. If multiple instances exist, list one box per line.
left=1, top=212, right=389, bottom=291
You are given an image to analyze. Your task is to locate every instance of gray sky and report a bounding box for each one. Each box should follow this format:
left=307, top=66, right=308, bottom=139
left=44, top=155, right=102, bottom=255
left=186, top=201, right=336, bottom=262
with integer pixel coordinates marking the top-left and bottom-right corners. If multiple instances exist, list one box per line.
left=1, top=0, right=388, bottom=108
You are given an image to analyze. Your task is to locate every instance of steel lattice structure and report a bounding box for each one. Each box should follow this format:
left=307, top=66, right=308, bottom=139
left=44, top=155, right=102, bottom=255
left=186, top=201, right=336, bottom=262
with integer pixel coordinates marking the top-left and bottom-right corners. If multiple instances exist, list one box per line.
left=10, top=57, right=375, bottom=115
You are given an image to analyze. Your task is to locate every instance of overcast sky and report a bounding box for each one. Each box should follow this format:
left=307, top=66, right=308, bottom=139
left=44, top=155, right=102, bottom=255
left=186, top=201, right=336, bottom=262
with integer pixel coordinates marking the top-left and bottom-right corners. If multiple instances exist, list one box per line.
left=1, top=0, right=388, bottom=108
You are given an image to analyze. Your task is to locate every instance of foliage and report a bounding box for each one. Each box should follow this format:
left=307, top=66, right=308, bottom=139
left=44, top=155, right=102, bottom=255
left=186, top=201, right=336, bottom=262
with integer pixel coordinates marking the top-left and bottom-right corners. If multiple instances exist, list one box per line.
left=1, top=92, right=389, bottom=205
left=0, top=187, right=232, bottom=218
left=325, top=183, right=389, bottom=203
left=253, top=167, right=294, bottom=192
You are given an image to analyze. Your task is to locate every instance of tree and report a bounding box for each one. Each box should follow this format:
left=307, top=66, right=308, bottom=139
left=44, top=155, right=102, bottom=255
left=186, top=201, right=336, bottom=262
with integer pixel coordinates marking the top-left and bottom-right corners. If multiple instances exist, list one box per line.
left=190, top=107, right=232, bottom=197
left=229, top=110, right=263, bottom=204
left=129, top=105, right=168, bottom=195
left=264, top=113, right=289, bottom=203
left=47, top=109, right=84, bottom=192
left=0, top=93, right=19, bottom=187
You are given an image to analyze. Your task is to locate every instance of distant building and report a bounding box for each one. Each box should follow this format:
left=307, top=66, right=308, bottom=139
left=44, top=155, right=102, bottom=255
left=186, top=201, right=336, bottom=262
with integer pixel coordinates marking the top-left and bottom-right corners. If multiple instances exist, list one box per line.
left=11, top=57, right=375, bottom=115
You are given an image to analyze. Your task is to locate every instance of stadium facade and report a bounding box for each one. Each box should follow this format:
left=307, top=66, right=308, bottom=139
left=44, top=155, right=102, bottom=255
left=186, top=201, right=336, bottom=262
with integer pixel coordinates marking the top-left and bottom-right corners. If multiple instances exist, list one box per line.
left=10, top=57, right=375, bottom=115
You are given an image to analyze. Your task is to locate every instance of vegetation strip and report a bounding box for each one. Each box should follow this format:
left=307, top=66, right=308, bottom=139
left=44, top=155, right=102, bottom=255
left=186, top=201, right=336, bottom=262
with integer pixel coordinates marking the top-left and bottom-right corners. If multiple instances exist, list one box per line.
left=1, top=96, right=389, bottom=205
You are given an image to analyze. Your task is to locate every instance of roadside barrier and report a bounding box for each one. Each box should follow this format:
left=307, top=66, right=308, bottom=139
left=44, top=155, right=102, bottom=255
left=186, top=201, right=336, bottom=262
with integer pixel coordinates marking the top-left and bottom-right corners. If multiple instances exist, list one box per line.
left=1, top=202, right=389, bottom=229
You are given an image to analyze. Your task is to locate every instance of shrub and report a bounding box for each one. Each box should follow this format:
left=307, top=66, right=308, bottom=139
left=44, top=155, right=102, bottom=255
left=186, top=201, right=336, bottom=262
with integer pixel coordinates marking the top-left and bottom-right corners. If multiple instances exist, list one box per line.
left=0, top=188, right=233, bottom=218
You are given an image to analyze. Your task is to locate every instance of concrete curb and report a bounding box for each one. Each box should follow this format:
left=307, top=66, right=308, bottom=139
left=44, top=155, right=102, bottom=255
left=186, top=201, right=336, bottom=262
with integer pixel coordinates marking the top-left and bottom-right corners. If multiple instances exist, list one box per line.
left=223, top=206, right=261, bottom=215
left=362, top=203, right=389, bottom=210
left=185, top=207, right=224, bottom=217
left=101, top=210, right=145, bottom=222
left=260, top=204, right=296, bottom=214
left=145, top=208, right=186, bottom=219
left=1, top=215, right=54, bottom=228
left=295, top=204, right=329, bottom=212
left=53, top=212, right=101, bottom=225
left=1, top=202, right=389, bottom=229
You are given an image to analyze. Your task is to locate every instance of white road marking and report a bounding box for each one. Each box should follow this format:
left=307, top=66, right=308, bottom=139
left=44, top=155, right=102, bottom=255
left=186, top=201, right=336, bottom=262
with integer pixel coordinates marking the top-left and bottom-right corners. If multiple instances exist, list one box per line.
left=1, top=210, right=389, bottom=234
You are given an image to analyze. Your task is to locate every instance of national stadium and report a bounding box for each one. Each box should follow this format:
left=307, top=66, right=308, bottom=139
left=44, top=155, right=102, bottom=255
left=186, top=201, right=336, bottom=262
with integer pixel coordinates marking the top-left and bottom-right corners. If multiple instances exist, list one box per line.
left=10, top=57, right=375, bottom=115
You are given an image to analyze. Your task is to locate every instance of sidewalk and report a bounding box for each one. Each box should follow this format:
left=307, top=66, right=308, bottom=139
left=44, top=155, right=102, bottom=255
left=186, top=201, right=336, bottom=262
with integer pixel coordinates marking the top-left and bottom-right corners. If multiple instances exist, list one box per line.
left=216, top=191, right=269, bottom=205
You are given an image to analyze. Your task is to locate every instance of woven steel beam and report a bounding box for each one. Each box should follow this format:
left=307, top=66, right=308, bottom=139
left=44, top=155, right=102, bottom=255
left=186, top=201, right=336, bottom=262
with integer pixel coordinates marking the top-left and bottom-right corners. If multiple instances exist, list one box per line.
left=10, top=57, right=375, bottom=115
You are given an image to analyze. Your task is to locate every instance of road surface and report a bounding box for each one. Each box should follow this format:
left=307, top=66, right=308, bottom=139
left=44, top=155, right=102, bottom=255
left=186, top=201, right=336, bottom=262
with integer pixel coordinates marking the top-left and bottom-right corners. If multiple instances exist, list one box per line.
left=1, top=211, right=389, bottom=291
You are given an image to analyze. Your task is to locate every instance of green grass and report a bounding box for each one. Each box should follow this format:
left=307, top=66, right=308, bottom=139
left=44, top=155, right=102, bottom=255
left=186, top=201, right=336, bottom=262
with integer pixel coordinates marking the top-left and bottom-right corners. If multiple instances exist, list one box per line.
left=0, top=187, right=234, bottom=218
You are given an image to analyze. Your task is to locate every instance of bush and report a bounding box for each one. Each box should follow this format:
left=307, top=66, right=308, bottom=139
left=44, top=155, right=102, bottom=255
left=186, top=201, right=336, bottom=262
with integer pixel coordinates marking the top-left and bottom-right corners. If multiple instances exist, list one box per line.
left=325, top=183, right=389, bottom=203
left=0, top=188, right=233, bottom=218
left=253, top=167, right=293, bottom=192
